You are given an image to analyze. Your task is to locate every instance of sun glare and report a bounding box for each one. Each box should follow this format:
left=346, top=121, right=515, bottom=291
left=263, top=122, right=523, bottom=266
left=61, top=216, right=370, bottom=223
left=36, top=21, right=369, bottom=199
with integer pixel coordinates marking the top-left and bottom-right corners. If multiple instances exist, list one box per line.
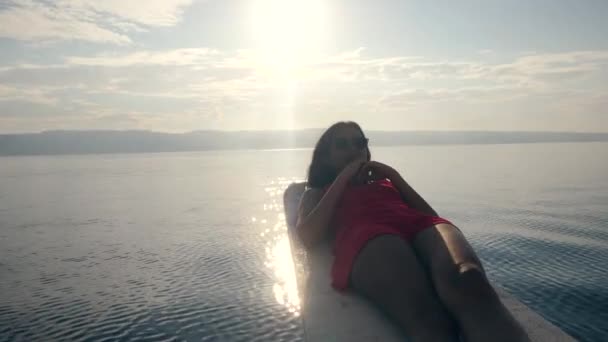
left=251, top=0, right=328, bottom=76
left=260, top=178, right=304, bottom=316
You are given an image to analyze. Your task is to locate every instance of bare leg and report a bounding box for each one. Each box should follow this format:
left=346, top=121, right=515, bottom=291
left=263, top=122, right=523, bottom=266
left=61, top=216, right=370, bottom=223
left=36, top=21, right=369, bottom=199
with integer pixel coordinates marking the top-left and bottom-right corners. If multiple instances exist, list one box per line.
left=413, top=224, right=530, bottom=342
left=350, top=234, right=459, bottom=342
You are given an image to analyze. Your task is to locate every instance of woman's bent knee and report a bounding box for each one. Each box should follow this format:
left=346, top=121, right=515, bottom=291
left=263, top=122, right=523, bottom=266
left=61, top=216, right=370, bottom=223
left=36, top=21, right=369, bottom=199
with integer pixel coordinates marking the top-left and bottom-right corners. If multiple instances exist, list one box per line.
left=350, top=235, right=458, bottom=339
left=438, top=261, right=498, bottom=307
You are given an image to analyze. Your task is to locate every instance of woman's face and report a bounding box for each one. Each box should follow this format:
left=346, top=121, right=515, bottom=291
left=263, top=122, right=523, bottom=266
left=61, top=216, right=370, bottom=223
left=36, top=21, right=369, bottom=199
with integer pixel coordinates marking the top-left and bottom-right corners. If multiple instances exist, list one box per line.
left=326, top=125, right=369, bottom=172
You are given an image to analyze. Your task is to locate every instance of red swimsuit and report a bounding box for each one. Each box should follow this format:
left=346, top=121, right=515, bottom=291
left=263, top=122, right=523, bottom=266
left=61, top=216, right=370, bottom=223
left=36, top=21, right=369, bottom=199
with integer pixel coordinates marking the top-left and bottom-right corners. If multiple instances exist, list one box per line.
left=325, top=179, right=453, bottom=290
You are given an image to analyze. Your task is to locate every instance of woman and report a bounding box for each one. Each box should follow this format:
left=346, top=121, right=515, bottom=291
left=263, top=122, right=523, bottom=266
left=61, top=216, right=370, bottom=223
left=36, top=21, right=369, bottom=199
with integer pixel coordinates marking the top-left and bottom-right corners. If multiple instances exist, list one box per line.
left=294, top=121, right=530, bottom=342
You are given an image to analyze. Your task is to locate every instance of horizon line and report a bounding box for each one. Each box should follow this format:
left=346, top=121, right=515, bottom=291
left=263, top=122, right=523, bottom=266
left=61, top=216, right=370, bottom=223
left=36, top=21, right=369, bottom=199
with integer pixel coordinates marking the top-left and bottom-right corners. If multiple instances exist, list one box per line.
left=2, top=128, right=608, bottom=135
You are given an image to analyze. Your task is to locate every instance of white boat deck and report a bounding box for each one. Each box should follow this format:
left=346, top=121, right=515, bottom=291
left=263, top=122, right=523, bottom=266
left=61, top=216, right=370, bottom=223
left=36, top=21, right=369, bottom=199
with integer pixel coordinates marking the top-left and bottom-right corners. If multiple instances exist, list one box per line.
left=284, top=182, right=574, bottom=342
left=291, top=237, right=574, bottom=342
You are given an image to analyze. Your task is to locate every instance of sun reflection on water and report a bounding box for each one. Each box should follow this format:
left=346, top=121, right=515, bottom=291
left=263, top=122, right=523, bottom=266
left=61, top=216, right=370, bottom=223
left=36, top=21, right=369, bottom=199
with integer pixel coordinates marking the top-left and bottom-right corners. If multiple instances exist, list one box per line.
left=257, top=177, right=304, bottom=316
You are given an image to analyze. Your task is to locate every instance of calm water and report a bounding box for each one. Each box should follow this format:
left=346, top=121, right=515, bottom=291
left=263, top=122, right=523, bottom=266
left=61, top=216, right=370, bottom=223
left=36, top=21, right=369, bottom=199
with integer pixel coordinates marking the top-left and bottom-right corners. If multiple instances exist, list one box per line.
left=1, top=142, right=607, bottom=341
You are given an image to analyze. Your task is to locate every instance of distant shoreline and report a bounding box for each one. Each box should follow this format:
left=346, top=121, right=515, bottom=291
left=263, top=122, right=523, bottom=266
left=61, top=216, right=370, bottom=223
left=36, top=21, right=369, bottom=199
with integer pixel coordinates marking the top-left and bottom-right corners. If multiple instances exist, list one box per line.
left=1, top=130, right=607, bottom=157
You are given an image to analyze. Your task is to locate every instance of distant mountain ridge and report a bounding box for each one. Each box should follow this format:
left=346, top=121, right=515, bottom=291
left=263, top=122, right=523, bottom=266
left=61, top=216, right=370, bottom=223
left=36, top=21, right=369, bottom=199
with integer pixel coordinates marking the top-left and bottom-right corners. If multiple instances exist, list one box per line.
left=1, top=129, right=607, bottom=156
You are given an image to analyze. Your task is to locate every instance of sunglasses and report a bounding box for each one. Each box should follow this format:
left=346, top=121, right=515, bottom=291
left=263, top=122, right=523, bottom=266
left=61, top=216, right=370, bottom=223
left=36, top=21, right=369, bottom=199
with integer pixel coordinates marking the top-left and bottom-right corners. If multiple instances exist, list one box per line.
left=333, top=137, right=369, bottom=151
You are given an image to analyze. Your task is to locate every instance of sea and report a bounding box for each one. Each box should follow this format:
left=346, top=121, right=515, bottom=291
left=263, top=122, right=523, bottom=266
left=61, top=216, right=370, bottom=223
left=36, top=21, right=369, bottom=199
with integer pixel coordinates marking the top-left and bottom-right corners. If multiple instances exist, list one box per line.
left=1, top=142, right=607, bottom=341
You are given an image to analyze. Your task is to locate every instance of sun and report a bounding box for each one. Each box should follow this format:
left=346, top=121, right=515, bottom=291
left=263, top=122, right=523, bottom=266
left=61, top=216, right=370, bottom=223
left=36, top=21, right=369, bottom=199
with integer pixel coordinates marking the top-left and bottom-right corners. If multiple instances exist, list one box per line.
left=250, top=0, right=328, bottom=76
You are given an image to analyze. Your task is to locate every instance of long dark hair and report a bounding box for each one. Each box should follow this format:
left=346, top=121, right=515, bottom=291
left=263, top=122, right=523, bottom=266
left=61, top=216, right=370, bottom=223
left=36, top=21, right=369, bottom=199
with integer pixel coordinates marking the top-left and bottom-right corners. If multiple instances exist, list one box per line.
left=306, top=121, right=371, bottom=189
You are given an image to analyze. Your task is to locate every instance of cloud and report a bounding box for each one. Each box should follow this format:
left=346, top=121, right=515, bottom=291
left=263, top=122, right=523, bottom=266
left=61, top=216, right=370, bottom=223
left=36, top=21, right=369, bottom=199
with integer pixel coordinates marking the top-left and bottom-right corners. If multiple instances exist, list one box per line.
left=0, top=0, right=193, bottom=44
left=488, top=51, right=608, bottom=87
left=4, top=48, right=608, bottom=96
left=67, top=0, right=193, bottom=27
left=66, top=48, right=221, bottom=67
left=0, top=84, right=59, bottom=105
left=1, top=48, right=608, bottom=132
left=301, top=49, right=608, bottom=88
left=0, top=1, right=130, bottom=44
left=379, top=86, right=531, bottom=109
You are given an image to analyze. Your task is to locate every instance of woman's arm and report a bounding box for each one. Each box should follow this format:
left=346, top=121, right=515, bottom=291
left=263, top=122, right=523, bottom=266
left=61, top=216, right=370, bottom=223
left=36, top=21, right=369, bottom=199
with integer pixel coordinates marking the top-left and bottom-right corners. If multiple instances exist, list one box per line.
left=295, top=175, right=350, bottom=249
left=358, top=161, right=439, bottom=217
left=295, top=159, right=367, bottom=249
left=283, top=182, right=307, bottom=229
left=390, top=172, right=439, bottom=217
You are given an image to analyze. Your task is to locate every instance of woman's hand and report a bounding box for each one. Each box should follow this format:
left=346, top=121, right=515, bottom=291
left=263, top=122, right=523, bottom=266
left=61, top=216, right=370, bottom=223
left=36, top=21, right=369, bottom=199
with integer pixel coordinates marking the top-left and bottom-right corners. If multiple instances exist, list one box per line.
left=337, top=157, right=368, bottom=183
left=355, top=161, right=400, bottom=184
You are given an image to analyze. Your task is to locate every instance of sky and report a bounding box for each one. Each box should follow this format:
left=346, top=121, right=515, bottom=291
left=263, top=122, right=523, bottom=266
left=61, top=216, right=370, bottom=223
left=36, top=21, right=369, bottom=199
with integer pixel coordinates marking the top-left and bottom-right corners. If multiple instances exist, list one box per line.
left=0, top=0, right=607, bottom=133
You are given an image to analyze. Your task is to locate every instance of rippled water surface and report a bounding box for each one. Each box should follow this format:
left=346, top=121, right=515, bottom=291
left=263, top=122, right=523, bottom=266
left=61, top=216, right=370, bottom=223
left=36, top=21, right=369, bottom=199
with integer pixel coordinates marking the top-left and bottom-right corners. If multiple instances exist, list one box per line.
left=1, top=142, right=607, bottom=341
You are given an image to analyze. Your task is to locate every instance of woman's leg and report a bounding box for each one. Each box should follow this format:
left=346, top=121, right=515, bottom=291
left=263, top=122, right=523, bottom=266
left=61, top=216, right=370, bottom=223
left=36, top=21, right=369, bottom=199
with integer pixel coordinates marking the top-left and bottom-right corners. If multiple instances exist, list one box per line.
left=412, top=223, right=530, bottom=342
left=350, top=234, right=459, bottom=342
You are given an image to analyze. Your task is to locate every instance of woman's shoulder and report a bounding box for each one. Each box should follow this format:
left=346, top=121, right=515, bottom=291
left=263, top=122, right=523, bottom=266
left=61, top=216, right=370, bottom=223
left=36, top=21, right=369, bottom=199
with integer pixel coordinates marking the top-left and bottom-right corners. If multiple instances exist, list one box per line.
left=284, top=182, right=307, bottom=196
left=284, top=183, right=323, bottom=205
left=302, top=186, right=325, bottom=198
left=298, top=186, right=326, bottom=210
